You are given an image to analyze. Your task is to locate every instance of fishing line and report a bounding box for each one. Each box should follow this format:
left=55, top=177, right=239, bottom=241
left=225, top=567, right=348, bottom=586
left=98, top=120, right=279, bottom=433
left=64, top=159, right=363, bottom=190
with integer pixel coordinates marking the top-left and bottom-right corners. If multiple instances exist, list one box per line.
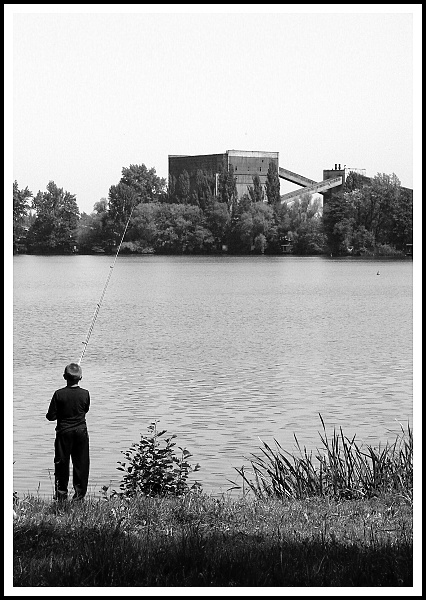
left=78, top=207, right=135, bottom=366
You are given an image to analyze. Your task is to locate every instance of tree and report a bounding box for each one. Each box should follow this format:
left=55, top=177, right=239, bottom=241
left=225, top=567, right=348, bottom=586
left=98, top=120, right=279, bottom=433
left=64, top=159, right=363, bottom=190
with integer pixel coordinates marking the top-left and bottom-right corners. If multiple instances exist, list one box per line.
left=273, top=202, right=291, bottom=248
left=119, top=164, right=166, bottom=204
left=218, top=161, right=238, bottom=209
left=344, top=171, right=371, bottom=192
left=251, top=203, right=276, bottom=253
left=265, top=161, right=280, bottom=205
left=248, top=174, right=264, bottom=203
left=291, top=219, right=326, bottom=255
left=75, top=200, right=109, bottom=253
left=204, top=200, right=231, bottom=251
left=153, top=204, right=211, bottom=254
left=167, top=174, right=177, bottom=203
left=108, top=183, right=138, bottom=224
left=13, top=181, right=32, bottom=253
left=322, top=170, right=412, bottom=256
left=93, top=198, right=108, bottom=214
left=100, top=183, right=139, bottom=251
left=176, top=170, right=191, bottom=204
left=194, top=169, right=215, bottom=210
left=75, top=212, right=97, bottom=253
left=230, top=199, right=275, bottom=253
left=322, top=191, right=354, bottom=255
left=127, top=202, right=161, bottom=252
left=253, top=233, right=267, bottom=254
left=272, top=193, right=325, bottom=255
left=368, top=172, right=402, bottom=246
left=350, top=225, right=375, bottom=255
left=186, top=224, right=215, bottom=253
left=27, top=181, right=79, bottom=253
left=390, top=187, right=412, bottom=250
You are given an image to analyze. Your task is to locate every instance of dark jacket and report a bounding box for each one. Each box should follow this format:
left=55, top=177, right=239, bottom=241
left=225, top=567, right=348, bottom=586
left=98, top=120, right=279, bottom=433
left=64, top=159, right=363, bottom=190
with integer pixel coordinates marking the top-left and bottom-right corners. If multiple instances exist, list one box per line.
left=46, top=385, right=90, bottom=433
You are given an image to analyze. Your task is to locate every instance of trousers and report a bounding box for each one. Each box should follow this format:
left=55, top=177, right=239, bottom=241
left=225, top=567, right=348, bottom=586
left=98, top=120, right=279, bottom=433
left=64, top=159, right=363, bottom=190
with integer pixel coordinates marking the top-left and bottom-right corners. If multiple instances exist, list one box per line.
left=54, top=426, right=90, bottom=500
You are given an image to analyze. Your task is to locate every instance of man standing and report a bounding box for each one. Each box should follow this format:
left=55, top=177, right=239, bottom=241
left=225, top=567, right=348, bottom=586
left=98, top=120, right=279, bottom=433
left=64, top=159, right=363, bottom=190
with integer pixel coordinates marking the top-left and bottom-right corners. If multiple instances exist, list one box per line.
left=46, top=363, right=90, bottom=502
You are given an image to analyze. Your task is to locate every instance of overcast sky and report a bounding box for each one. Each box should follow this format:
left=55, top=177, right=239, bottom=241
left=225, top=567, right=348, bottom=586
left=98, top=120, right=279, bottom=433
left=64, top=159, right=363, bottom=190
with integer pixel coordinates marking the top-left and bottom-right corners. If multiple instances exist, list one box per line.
left=8, top=5, right=420, bottom=216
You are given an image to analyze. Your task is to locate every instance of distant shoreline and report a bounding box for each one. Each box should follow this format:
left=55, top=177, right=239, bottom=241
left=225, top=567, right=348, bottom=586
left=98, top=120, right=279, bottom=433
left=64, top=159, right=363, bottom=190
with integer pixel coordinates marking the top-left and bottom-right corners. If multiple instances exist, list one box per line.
left=13, top=251, right=412, bottom=258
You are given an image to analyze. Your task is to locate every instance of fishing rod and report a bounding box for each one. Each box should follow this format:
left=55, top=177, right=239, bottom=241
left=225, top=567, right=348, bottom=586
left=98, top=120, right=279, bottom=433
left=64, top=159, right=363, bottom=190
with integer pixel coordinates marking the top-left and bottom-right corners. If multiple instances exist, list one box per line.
left=78, top=207, right=135, bottom=366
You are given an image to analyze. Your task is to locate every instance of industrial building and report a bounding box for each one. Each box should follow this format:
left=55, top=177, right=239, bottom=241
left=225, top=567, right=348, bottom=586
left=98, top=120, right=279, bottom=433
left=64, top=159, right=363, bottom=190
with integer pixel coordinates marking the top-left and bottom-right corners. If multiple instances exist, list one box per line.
left=168, top=151, right=369, bottom=204
left=168, top=150, right=279, bottom=199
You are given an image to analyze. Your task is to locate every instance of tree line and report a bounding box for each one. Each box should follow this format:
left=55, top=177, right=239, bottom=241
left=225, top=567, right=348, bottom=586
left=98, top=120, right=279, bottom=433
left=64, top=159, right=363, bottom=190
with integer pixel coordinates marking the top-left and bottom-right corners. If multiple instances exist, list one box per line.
left=13, top=161, right=412, bottom=256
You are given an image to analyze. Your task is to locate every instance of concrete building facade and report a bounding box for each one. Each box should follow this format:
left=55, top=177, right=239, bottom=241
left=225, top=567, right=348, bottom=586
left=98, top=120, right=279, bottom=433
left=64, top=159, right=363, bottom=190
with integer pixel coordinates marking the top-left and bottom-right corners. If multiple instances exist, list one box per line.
left=168, top=150, right=279, bottom=199
left=227, top=150, right=279, bottom=198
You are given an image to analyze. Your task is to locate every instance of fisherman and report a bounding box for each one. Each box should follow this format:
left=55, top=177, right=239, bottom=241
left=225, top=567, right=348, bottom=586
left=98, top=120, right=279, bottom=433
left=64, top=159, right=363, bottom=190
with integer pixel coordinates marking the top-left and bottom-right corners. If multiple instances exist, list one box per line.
left=46, top=363, right=90, bottom=502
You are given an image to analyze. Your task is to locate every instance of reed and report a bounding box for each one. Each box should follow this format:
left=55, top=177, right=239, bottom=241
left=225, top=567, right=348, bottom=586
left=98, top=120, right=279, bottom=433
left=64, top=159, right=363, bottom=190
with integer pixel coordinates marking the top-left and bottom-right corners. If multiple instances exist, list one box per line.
left=232, top=416, right=413, bottom=502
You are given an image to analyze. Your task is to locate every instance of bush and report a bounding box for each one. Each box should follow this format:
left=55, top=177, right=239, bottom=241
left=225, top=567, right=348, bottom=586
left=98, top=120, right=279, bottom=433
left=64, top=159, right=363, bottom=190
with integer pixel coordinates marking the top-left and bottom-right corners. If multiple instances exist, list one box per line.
left=119, top=241, right=154, bottom=254
left=374, top=244, right=405, bottom=257
left=115, top=421, right=201, bottom=498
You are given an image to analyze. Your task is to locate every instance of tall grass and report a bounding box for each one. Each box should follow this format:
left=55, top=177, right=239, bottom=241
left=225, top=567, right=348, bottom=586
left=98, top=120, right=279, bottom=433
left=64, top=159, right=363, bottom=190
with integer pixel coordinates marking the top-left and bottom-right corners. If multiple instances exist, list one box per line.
left=232, top=416, right=413, bottom=502
left=13, top=492, right=413, bottom=587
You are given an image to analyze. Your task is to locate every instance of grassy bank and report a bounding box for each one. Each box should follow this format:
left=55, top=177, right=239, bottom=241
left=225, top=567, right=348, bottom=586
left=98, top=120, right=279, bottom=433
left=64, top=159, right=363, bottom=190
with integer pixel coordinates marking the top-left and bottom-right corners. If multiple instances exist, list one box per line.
left=13, top=492, right=412, bottom=587
left=13, top=420, right=414, bottom=587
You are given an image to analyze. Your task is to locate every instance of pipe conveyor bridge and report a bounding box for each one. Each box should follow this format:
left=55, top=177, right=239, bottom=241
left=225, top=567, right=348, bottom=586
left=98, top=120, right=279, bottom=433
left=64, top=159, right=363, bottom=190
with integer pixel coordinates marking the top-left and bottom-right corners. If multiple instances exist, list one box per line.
left=278, top=167, right=342, bottom=204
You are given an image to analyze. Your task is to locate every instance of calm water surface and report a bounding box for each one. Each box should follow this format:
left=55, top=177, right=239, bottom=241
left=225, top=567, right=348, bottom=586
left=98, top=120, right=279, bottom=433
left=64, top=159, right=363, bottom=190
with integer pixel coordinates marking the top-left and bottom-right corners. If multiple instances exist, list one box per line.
left=13, top=255, right=413, bottom=497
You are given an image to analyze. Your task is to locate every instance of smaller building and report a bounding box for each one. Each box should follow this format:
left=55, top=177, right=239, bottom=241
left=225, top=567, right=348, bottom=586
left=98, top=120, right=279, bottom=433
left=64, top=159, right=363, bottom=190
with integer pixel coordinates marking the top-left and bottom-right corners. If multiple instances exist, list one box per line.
left=322, top=164, right=368, bottom=199
left=322, top=163, right=346, bottom=194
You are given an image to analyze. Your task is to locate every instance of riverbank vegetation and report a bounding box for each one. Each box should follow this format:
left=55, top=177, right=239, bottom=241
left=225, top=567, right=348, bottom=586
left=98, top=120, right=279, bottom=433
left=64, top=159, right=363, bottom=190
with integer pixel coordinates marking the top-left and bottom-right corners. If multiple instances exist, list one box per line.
left=232, top=417, right=413, bottom=502
left=13, top=420, right=413, bottom=587
left=13, top=492, right=412, bottom=587
left=13, top=162, right=412, bottom=257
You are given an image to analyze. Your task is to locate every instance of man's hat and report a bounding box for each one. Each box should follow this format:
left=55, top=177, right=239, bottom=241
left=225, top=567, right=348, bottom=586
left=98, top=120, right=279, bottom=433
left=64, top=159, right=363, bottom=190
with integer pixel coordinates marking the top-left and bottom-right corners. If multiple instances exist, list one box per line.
left=64, top=363, right=82, bottom=379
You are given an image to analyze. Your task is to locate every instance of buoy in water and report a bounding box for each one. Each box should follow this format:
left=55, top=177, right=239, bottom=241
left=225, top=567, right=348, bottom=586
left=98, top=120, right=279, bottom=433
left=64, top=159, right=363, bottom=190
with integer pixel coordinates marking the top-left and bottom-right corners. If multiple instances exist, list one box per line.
left=377, top=271, right=380, bottom=275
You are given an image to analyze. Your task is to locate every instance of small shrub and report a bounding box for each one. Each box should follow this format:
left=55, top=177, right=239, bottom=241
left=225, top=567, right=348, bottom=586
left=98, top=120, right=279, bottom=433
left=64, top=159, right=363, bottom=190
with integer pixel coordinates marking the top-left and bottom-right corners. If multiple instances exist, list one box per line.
left=119, top=241, right=153, bottom=254
left=374, top=244, right=405, bottom=257
left=116, top=421, right=201, bottom=498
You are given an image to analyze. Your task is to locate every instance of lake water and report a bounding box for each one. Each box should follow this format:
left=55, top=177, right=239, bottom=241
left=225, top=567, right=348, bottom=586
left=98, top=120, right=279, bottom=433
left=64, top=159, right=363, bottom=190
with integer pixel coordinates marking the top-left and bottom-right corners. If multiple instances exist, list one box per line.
left=12, top=255, right=413, bottom=498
